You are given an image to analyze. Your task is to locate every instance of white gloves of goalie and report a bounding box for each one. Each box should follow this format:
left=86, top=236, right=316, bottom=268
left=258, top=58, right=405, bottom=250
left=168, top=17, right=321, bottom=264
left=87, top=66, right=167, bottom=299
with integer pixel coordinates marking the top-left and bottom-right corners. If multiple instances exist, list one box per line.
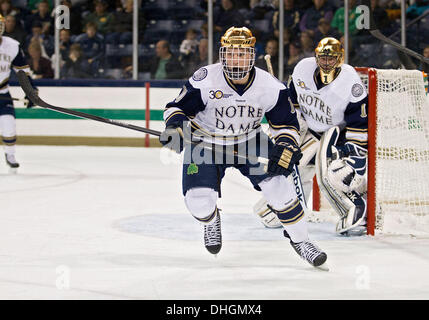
left=327, top=143, right=367, bottom=195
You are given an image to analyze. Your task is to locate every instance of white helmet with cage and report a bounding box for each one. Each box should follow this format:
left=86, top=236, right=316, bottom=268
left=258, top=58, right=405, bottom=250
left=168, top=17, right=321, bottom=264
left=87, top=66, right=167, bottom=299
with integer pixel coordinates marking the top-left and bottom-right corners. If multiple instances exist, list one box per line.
left=219, top=26, right=256, bottom=81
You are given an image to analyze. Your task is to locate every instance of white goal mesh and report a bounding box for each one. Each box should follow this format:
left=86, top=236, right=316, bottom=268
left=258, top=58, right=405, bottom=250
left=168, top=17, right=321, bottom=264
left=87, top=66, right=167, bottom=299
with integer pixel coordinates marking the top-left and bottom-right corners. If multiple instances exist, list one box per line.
left=372, top=69, right=429, bottom=236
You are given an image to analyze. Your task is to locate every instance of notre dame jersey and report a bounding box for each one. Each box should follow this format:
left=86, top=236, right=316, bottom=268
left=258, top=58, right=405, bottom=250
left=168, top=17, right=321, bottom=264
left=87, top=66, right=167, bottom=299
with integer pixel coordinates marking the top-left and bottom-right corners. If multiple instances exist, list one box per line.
left=164, top=63, right=300, bottom=146
left=290, top=57, right=368, bottom=148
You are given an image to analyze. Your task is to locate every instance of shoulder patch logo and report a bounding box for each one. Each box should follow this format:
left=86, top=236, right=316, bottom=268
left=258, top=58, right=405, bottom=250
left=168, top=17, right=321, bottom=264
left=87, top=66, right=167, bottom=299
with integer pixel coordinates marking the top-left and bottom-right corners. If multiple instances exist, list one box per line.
left=192, top=68, right=208, bottom=81
left=352, top=83, right=364, bottom=97
left=297, top=79, right=310, bottom=90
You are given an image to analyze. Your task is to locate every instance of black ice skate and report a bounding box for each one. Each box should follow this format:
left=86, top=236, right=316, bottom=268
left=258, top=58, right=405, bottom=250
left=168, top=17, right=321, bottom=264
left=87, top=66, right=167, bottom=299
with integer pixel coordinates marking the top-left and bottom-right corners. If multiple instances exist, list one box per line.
left=204, top=211, right=222, bottom=255
left=284, top=231, right=328, bottom=268
left=5, top=153, right=19, bottom=168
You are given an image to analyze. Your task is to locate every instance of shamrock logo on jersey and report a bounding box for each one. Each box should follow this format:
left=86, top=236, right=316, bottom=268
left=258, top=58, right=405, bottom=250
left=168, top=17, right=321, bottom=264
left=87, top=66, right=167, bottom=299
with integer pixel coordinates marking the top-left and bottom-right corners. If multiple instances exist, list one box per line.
left=187, top=163, right=199, bottom=175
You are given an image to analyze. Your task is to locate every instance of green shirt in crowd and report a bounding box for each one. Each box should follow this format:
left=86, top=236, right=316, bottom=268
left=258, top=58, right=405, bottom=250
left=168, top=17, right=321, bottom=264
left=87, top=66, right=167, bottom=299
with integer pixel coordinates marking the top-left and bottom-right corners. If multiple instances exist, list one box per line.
left=331, top=7, right=360, bottom=35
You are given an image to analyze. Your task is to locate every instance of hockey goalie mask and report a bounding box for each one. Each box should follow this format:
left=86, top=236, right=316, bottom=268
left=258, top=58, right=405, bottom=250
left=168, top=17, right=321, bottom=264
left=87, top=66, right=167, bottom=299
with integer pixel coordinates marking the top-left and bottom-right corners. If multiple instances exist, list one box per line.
left=0, top=15, right=5, bottom=36
left=315, top=37, right=344, bottom=84
left=219, top=27, right=256, bottom=81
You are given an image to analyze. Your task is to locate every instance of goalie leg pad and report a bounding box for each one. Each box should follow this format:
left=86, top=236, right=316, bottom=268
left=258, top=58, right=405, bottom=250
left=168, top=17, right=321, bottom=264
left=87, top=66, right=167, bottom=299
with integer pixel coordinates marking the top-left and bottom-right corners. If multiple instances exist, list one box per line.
left=185, top=187, right=218, bottom=224
left=316, top=126, right=367, bottom=235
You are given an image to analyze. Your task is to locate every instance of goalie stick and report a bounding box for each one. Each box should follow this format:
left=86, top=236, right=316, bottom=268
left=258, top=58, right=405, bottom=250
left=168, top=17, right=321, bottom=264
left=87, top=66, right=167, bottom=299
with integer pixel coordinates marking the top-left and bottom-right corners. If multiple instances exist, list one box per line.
left=16, top=70, right=269, bottom=166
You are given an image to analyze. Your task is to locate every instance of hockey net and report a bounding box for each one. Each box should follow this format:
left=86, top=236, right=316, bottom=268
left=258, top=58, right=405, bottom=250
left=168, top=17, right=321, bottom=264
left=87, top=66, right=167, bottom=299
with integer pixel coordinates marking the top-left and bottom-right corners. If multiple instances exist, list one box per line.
left=312, top=68, right=429, bottom=236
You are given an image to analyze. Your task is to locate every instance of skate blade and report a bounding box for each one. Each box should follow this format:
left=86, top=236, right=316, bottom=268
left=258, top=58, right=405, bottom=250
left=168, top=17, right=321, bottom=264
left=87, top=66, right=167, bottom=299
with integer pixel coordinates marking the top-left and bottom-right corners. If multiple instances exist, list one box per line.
left=315, top=263, right=330, bottom=271
left=8, top=167, right=18, bottom=174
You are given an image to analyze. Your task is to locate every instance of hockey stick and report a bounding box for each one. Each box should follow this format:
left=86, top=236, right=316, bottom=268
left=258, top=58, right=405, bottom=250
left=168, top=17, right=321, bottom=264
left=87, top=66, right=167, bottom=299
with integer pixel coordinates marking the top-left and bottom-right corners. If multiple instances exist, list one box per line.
left=361, top=0, right=429, bottom=65
left=370, top=29, right=429, bottom=65
left=264, top=55, right=309, bottom=210
left=16, top=70, right=161, bottom=137
left=16, top=70, right=269, bottom=165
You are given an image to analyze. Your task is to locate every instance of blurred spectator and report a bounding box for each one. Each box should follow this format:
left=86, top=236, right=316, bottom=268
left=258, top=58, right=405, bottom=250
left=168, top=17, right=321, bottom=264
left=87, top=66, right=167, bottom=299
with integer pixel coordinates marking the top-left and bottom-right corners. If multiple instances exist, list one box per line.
left=179, top=29, right=199, bottom=69
left=255, top=38, right=279, bottom=78
left=330, top=0, right=359, bottom=36
left=75, top=22, right=105, bottom=77
left=0, top=0, right=19, bottom=17
left=299, top=0, right=333, bottom=33
left=180, top=29, right=199, bottom=57
left=200, top=23, right=209, bottom=40
left=61, top=43, right=92, bottom=78
left=3, top=15, right=26, bottom=44
left=132, top=40, right=185, bottom=79
left=406, top=0, right=429, bottom=20
left=184, top=38, right=209, bottom=77
left=51, top=29, right=72, bottom=69
left=295, top=0, right=313, bottom=10
left=27, top=0, right=53, bottom=13
left=50, top=29, right=73, bottom=70
left=284, top=40, right=304, bottom=79
left=420, top=45, right=429, bottom=73
left=250, top=0, right=275, bottom=19
left=83, top=0, right=114, bottom=35
left=27, top=41, right=54, bottom=79
left=61, top=0, right=83, bottom=36
left=213, top=0, right=245, bottom=34
left=313, top=17, right=341, bottom=43
left=300, top=30, right=315, bottom=57
left=371, top=0, right=391, bottom=32
left=272, top=0, right=301, bottom=37
left=25, top=0, right=54, bottom=35
left=106, top=0, right=146, bottom=44
left=339, top=35, right=368, bottom=67
left=24, top=21, right=54, bottom=58
left=58, top=29, right=72, bottom=60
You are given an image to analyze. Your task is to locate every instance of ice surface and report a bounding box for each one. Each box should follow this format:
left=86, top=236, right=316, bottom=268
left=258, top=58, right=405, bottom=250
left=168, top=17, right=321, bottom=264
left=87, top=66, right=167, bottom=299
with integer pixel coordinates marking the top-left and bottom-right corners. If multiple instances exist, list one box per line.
left=1, top=146, right=429, bottom=299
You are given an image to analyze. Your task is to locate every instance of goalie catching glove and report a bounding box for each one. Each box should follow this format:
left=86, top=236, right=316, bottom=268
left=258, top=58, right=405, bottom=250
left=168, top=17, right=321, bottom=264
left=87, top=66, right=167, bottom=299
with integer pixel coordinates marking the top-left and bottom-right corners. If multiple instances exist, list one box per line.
left=159, top=123, right=185, bottom=154
left=267, top=141, right=302, bottom=177
left=327, top=142, right=367, bottom=194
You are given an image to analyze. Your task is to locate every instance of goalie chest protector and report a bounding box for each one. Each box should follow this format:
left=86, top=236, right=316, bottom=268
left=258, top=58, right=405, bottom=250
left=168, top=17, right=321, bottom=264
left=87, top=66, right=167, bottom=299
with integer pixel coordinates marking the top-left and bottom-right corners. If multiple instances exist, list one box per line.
left=291, top=57, right=367, bottom=134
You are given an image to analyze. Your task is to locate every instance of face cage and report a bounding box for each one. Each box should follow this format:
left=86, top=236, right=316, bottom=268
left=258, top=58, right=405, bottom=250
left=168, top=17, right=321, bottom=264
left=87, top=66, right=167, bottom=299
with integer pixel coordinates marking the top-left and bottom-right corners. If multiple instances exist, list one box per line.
left=219, top=46, right=255, bottom=81
left=316, top=54, right=341, bottom=73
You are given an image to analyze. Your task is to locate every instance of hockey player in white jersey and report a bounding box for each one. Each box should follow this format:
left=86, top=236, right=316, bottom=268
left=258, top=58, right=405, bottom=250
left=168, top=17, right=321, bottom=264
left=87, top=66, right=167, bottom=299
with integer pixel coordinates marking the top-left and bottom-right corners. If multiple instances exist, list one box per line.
left=159, top=27, right=328, bottom=268
left=0, top=14, right=36, bottom=170
left=255, top=37, right=368, bottom=236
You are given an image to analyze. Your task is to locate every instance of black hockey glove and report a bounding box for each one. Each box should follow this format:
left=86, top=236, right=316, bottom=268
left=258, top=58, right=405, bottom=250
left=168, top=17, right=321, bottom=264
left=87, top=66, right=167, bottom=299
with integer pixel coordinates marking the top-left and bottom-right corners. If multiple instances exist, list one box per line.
left=159, top=124, right=185, bottom=154
left=267, top=142, right=302, bottom=177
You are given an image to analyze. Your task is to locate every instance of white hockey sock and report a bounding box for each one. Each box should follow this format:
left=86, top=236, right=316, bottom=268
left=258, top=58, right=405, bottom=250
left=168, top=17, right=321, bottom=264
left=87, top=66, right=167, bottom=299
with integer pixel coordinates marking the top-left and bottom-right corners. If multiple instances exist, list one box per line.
left=0, top=114, right=17, bottom=155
